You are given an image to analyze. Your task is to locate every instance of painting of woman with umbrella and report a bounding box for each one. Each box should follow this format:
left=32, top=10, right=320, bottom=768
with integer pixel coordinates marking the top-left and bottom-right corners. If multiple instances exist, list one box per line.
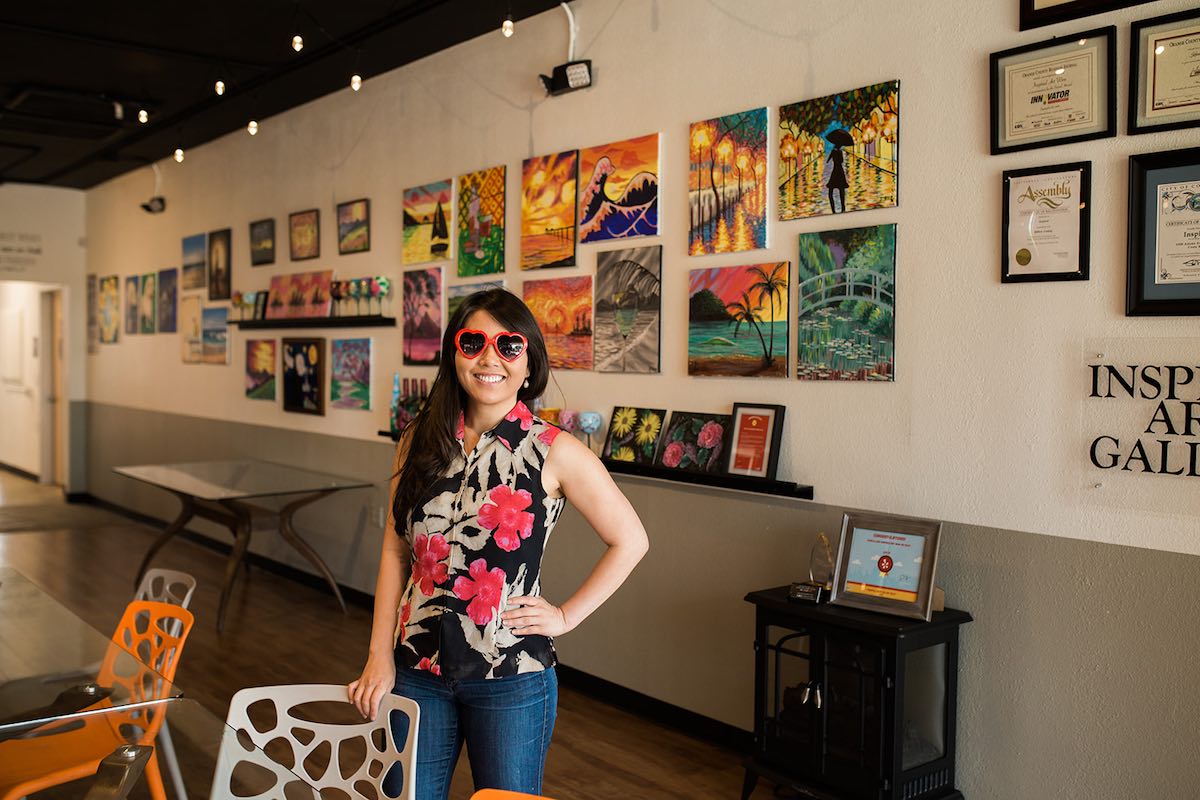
left=825, top=128, right=853, bottom=214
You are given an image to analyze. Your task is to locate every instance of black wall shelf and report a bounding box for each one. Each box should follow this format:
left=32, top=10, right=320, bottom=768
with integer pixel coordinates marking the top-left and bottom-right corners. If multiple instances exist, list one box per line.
left=231, top=315, right=396, bottom=330
left=603, top=460, right=813, bottom=500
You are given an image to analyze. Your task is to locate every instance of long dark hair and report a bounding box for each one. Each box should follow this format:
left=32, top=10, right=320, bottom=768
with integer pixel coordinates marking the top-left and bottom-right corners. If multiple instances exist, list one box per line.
left=392, top=289, right=550, bottom=528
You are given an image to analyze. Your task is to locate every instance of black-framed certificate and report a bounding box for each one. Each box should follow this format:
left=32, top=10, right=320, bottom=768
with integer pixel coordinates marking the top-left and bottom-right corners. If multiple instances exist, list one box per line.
left=990, top=27, right=1116, bottom=155
left=1129, top=8, right=1200, bottom=136
left=1019, top=0, right=1152, bottom=31
left=1002, top=162, right=1091, bottom=283
left=1127, top=147, right=1200, bottom=316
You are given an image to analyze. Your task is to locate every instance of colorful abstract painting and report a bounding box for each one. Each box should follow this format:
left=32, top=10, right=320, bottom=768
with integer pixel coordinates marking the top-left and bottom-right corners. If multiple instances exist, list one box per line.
left=124, top=276, right=139, bottom=335
left=182, top=234, right=206, bottom=290
left=337, top=199, right=370, bottom=254
left=457, top=166, right=505, bottom=276
left=157, top=268, right=177, bottom=333
left=523, top=276, right=593, bottom=370
left=139, top=273, right=156, bottom=334
left=331, top=338, right=372, bottom=410
left=447, top=280, right=506, bottom=320
left=180, top=297, right=201, bottom=363
left=201, top=306, right=228, bottom=365
left=797, top=224, right=895, bottom=381
left=403, top=180, right=452, bottom=264
left=282, top=338, right=325, bottom=415
left=250, top=219, right=275, bottom=266
left=99, top=275, right=119, bottom=344
left=521, top=150, right=578, bottom=269
left=688, top=262, right=789, bottom=378
left=602, top=407, right=666, bottom=464
left=579, top=133, right=659, bottom=243
left=245, top=339, right=276, bottom=400
left=403, top=268, right=442, bottom=366
left=266, top=270, right=333, bottom=319
left=654, top=412, right=732, bottom=474
left=289, top=209, right=320, bottom=260
left=595, top=246, right=661, bottom=374
left=779, top=81, right=899, bottom=220
left=690, top=107, right=767, bottom=254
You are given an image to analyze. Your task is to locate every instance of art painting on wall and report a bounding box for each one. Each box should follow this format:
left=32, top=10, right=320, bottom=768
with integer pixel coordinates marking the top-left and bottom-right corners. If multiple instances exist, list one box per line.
left=331, top=338, right=372, bottom=410
left=403, top=180, right=452, bottom=264
left=249, top=219, right=275, bottom=266
left=457, top=166, right=505, bottom=276
left=180, top=296, right=201, bottom=363
left=139, top=273, right=156, bottom=334
left=182, top=233, right=206, bottom=290
left=594, top=245, right=661, bottom=373
left=521, top=150, right=578, bottom=269
left=266, top=270, right=333, bottom=320
left=245, top=339, right=276, bottom=400
left=289, top=209, right=320, bottom=260
left=99, top=275, right=119, bottom=344
left=403, top=268, right=443, bottom=365
left=523, top=276, right=593, bottom=370
left=124, top=275, right=139, bottom=335
left=688, top=262, right=789, bottom=378
left=282, top=337, right=325, bottom=415
left=602, top=406, right=666, bottom=464
left=201, top=306, right=228, bottom=365
left=779, top=80, right=899, bottom=219
left=796, top=224, right=895, bottom=381
left=447, top=280, right=506, bottom=319
left=654, top=412, right=732, bottom=474
left=689, top=107, right=768, bottom=254
left=207, top=228, right=232, bottom=301
left=579, top=133, right=659, bottom=243
left=157, top=268, right=177, bottom=333
left=337, top=199, right=370, bottom=254
left=86, top=274, right=98, bottom=354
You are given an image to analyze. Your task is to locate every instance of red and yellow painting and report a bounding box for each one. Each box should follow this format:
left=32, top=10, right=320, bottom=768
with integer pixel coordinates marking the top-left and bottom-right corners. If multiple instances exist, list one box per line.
left=521, top=151, right=578, bottom=269
left=578, top=133, right=659, bottom=243
left=523, top=276, right=593, bottom=370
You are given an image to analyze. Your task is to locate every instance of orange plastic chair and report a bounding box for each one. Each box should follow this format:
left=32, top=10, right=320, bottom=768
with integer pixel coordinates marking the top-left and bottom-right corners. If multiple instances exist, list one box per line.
left=470, top=790, right=557, bottom=800
left=0, top=600, right=195, bottom=800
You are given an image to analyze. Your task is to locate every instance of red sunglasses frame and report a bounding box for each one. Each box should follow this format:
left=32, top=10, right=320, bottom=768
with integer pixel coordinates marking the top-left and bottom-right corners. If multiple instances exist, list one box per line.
left=454, top=328, right=529, bottom=362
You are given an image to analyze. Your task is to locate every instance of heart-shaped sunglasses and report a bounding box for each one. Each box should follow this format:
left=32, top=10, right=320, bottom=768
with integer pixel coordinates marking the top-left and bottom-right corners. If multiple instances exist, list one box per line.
left=454, top=329, right=529, bottom=362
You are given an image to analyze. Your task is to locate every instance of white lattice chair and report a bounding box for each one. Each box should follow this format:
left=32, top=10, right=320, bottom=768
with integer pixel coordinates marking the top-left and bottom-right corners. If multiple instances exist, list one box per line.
left=215, top=683, right=419, bottom=800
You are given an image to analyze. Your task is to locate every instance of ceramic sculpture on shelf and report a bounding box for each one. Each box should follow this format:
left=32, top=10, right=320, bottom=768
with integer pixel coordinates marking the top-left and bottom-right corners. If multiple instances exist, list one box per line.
left=376, top=276, right=393, bottom=317
left=559, top=410, right=578, bottom=434
left=330, top=281, right=343, bottom=317
left=577, top=411, right=603, bottom=450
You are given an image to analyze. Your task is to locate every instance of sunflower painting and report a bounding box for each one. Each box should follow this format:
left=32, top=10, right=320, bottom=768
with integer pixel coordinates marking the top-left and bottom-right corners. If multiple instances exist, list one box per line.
left=601, top=406, right=666, bottom=465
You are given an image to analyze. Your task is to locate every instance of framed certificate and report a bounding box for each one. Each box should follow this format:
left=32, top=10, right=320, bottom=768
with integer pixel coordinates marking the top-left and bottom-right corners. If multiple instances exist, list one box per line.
left=990, top=27, right=1116, bottom=155
left=724, top=403, right=785, bottom=480
left=829, top=512, right=942, bottom=621
left=1001, top=161, right=1091, bottom=283
left=1129, top=8, right=1200, bottom=136
left=1127, top=147, right=1200, bottom=316
left=1019, top=0, right=1152, bottom=31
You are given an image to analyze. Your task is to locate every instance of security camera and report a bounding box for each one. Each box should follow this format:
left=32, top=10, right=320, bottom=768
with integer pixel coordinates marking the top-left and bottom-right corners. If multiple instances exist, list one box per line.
left=140, top=196, right=166, bottom=214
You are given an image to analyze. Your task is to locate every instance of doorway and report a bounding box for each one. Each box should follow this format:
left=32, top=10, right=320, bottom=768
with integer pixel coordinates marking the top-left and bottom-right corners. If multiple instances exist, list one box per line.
left=38, top=288, right=66, bottom=487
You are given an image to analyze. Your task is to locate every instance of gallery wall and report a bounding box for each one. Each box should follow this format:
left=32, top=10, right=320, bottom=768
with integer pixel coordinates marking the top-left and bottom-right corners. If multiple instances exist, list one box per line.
left=83, top=0, right=1199, bottom=556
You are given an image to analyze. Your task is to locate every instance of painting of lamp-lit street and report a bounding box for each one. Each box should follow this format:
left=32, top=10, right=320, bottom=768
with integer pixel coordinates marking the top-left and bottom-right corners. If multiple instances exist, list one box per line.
left=689, top=107, right=767, bottom=255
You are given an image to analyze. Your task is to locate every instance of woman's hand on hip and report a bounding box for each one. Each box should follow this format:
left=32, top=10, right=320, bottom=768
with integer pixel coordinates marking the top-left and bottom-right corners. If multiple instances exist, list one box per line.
left=502, top=595, right=573, bottom=637
left=348, top=654, right=396, bottom=721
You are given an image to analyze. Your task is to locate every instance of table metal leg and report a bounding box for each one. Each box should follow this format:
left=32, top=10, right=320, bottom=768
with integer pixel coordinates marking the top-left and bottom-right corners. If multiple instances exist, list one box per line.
left=134, top=492, right=195, bottom=589
left=216, top=504, right=253, bottom=633
left=276, top=490, right=347, bottom=614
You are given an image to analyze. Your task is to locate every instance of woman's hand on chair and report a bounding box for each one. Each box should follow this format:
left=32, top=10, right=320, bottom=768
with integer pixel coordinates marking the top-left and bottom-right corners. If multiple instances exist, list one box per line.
left=502, top=595, right=573, bottom=637
left=348, top=654, right=396, bottom=721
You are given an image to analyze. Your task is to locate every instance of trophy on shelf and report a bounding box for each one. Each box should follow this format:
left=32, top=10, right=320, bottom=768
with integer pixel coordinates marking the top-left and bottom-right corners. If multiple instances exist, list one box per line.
left=790, top=531, right=835, bottom=603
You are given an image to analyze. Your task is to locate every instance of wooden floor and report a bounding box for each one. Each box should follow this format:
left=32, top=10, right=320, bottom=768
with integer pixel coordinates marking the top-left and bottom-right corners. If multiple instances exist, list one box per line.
left=0, top=471, right=782, bottom=799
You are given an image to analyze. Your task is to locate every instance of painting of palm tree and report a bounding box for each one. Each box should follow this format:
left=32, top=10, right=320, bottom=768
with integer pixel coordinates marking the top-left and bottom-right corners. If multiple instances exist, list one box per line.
left=688, top=262, right=789, bottom=377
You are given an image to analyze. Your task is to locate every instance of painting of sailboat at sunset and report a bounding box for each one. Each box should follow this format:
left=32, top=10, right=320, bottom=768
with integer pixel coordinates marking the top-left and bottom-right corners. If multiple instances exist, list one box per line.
left=523, top=276, right=593, bottom=370
left=403, top=180, right=452, bottom=264
left=578, top=133, right=659, bottom=243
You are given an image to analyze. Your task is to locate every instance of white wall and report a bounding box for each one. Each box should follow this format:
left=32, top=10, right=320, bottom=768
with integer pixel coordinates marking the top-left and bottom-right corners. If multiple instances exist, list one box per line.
left=0, top=282, right=43, bottom=473
left=85, top=0, right=1199, bottom=554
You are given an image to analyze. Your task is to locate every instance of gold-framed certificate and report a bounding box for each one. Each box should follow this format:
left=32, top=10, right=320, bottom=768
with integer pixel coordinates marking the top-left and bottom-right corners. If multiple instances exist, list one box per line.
left=1002, top=162, right=1091, bottom=283
left=990, top=26, right=1115, bottom=154
left=1131, top=9, right=1200, bottom=135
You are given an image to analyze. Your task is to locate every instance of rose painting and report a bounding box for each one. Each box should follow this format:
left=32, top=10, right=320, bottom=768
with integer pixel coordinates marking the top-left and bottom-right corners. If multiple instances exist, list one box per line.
left=654, top=411, right=732, bottom=474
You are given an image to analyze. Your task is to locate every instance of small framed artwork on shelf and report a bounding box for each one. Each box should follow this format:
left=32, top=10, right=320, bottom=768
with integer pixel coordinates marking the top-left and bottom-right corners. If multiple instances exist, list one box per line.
left=1019, top=0, right=1151, bottom=31
left=289, top=209, right=320, bottom=261
left=989, top=27, right=1116, bottom=155
left=1126, top=146, right=1200, bottom=316
left=725, top=403, right=785, bottom=480
left=1129, top=8, right=1200, bottom=136
left=654, top=411, right=731, bottom=474
left=829, top=511, right=942, bottom=621
left=337, top=198, right=371, bottom=255
left=601, top=407, right=666, bottom=466
left=1001, top=161, right=1091, bottom=283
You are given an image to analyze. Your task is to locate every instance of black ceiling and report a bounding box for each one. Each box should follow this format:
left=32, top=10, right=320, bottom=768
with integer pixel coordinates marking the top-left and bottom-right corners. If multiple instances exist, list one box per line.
left=0, top=0, right=561, bottom=189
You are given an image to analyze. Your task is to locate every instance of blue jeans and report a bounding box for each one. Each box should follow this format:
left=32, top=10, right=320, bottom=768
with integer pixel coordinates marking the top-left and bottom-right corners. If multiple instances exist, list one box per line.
left=391, top=667, right=557, bottom=800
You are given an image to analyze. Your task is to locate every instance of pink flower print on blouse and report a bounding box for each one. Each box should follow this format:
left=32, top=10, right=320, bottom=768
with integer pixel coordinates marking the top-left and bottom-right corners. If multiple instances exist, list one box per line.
left=505, top=402, right=534, bottom=431
left=417, top=657, right=442, bottom=676
left=398, top=601, right=412, bottom=642
left=661, top=440, right=685, bottom=468
left=538, top=426, right=561, bottom=447
left=412, top=533, right=450, bottom=596
left=453, top=558, right=507, bottom=626
left=478, top=485, right=535, bottom=552
left=698, top=420, right=724, bottom=449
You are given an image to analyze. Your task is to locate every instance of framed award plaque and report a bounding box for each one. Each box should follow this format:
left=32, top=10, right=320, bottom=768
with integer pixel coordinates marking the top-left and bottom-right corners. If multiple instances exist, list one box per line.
left=1129, top=8, right=1200, bottom=136
left=829, top=512, right=942, bottom=622
left=724, top=403, right=785, bottom=480
left=1001, top=161, right=1091, bottom=283
left=1126, top=147, right=1200, bottom=316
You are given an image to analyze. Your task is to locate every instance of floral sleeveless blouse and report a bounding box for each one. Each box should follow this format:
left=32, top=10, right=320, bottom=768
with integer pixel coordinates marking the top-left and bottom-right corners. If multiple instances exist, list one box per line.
left=395, top=401, right=564, bottom=680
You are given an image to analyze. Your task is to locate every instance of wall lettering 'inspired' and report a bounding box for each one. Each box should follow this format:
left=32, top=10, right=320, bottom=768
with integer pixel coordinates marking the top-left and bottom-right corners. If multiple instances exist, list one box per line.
left=1088, top=364, right=1200, bottom=477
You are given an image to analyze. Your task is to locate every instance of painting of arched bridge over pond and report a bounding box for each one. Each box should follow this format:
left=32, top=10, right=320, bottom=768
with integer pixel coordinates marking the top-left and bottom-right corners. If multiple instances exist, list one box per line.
left=796, top=224, right=895, bottom=381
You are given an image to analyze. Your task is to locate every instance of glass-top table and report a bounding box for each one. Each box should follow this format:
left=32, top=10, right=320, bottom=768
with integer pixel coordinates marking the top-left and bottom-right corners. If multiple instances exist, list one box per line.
left=0, top=698, right=319, bottom=799
left=0, top=567, right=181, bottom=737
left=114, top=460, right=372, bottom=631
